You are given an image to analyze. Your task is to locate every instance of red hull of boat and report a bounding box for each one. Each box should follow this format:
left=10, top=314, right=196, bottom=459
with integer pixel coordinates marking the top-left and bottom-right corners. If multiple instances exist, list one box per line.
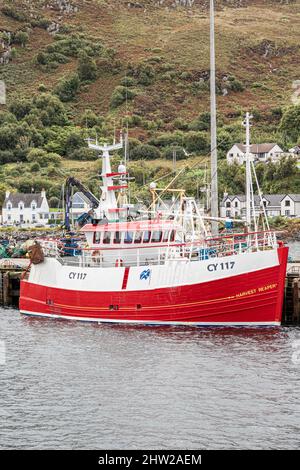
left=19, top=247, right=288, bottom=326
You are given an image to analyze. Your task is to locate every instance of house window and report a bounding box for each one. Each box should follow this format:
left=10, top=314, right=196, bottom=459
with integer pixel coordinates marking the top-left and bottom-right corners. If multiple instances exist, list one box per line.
left=226, top=201, right=231, bottom=208
left=7, top=203, right=12, bottom=210
left=285, top=210, right=290, bottom=216
left=19, top=203, right=24, bottom=211
left=32, top=214, right=36, bottom=221
left=226, top=210, right=231, bottom=217
left=234, top=201, right=238, bottom=208
left=32, top=204, right=36, bottom=211
left=8, top=214, right=11, bottom=221
left=285, top=200, right=290, bottom=207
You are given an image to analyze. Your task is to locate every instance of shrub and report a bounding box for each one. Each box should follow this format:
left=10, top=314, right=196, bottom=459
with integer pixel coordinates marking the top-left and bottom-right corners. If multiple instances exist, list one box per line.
left=130, top=144, right=161, bottom=160
left=70, top=147, right=97, bottom=160
left=1, top=6, right=27, bottom=22
left=0, top=112, right=17, bottom=125
left=280, top=105, right=300, bottom=142
left=163, top=146, right=186, bottom=161
left=0, top=150, right=15, bottom=164
left=14, top=31, right=29, bottom=47
left=30, top=162, right=41, bottom=172
left=27, top=148, right=62, bottom=167
left=149, top=132, right=184, bottom=148
left=55, top=73, right=80, bottom=102
left=78, top=53, right=98, bottom=81
left=128, top=63, right=155, bottom=86
left=184, top=131, right=210, bottom=154
left=49, top=196, right=60, bottom=208
left=65, top=133, right=86, bottom=156
left=121, top=76, right=136, bottom=87
left=110, top=86, right=137, bottom=109
left=80, top=110, right=102, bottom=128
left=9, top=99, right=32, bottom=120
left=33, top=93, right=69, bottom=126
left=227, top=77, right=245, bottom=92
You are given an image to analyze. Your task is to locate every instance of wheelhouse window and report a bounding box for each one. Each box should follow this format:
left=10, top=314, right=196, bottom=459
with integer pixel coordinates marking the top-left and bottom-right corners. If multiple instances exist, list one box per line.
left=93, top=231, right=101, bottom=244
left=124, top=231, right=133, bottom=244
left=151, top=231, right=162, bottom=243
left=103, top=231, right=111, bottom=244
left=134, top=231, right=142, bottom=244
left=143, top=231, right=151, bottom=243
left=113, top=231, right=121, bottom=244
left=162, top=231, right=170, bottom=243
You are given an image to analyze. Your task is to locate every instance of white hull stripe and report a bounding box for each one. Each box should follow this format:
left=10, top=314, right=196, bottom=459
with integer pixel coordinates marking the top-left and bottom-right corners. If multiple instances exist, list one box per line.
left=20, top=310, right=281, bottom=327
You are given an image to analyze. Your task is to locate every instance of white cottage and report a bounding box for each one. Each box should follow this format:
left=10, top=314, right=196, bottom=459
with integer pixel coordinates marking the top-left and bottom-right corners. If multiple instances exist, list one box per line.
left=70, top=191, right=93, bottom=218
left=227, top=143, right=285, bottom=165
left=280, top=194, right=300, bottom=217
left=221, top=193, right=300, bottom=219
left=2, top=190, right=50, bottom=226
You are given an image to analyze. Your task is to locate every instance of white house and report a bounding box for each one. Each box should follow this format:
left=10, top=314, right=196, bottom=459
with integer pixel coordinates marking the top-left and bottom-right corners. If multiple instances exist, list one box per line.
left=289, top=146, right=300, bottom=156
left=280, top=194, right=300, bottom=217
left=226, top=143, right=285, bottom=165
left=2, top=190, right=50, bottom=226
left=70, top=192, right=93, bottom=219
left=220, top=194, right=300, bottom=219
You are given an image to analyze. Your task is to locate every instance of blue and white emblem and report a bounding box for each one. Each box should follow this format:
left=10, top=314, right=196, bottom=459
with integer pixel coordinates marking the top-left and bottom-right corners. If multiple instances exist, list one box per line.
left=140, top=269, right=151, bottom=281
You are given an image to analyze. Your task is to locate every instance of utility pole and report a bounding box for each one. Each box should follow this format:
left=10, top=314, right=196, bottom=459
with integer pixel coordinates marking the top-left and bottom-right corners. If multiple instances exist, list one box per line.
left=210, top=0, right=219, bottom=235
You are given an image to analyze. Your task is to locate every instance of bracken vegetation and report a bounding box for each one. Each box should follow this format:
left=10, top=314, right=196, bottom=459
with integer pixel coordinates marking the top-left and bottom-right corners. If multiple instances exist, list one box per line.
left=0, top=0, right=300, bottom=206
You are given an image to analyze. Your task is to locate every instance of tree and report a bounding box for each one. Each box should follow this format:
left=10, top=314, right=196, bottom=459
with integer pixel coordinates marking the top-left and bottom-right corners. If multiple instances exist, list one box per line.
left=9, top=99, right=32, bottom=120
left=280, top=105, right=300, bottom=143
left=130, top=144, right=161, bottom=160
left=55, top=73, right=80, bottom=102
left=26, top=148, right=62, bottom=167
left=33, top=93, right=69, bottom=126
left=184, top=131, right=209, bottom=154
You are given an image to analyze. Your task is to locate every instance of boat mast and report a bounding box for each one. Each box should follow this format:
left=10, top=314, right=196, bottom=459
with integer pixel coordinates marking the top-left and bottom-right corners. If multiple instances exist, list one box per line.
left=210, top=0, right=219, bottom=235
left=244, top=112, right=252, bottom=228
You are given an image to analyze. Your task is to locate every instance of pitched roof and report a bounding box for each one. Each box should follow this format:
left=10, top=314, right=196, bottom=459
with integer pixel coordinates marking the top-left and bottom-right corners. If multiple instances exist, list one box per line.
left=4, top=193, right=44, bottom=209
left=221, top=194, right=287, bottom=207
left=282, top=194, right=300, bottom=202
left=72, top=192, right=93, bottom=205
left=234, top=143, right=281, bottom=154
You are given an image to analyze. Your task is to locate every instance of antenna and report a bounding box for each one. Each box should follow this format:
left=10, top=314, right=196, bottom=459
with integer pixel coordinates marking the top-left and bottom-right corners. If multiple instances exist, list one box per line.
left=210, top=0, right=219, bottom=235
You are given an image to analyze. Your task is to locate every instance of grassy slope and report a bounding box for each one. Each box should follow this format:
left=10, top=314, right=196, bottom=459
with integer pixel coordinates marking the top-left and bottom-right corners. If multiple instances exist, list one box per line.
left=1, top=1, right=300, bottom=115
left=0, top=0, right=300, bottom=192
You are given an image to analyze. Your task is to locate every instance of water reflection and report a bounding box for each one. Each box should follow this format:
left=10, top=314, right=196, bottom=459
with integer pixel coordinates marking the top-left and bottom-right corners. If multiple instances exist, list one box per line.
left=1, top=309, right=299, bottom=450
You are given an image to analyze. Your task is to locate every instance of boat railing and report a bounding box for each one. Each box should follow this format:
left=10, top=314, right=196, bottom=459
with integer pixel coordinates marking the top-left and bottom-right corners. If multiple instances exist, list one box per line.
left=55, top=230, right=278, bottom=268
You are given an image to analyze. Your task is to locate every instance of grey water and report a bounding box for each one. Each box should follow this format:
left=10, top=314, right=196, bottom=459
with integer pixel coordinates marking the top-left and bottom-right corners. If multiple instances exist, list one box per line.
left=0, top=308, right=299, bottom=450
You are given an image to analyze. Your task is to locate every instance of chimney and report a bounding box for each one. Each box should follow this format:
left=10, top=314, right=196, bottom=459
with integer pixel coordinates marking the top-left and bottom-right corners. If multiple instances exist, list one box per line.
left=41, top=188, right=46, bottom=199
left=5, top=190, right=10, bottom=199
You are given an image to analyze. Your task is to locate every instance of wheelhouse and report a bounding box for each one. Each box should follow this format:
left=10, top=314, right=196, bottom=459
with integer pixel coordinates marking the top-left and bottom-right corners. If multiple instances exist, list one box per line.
left=81, top=220, right=184, bottom=248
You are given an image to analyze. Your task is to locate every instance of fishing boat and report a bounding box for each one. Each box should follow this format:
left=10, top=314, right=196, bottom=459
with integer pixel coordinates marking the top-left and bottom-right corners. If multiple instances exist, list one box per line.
left=19, top=115, right=288, bottom=326
left=19, top=2, right=288, bottom=326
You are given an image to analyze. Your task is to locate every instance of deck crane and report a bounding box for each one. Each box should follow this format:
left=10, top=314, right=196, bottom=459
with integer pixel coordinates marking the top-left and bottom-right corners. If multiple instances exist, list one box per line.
left=64, top=177, right=100, bottom=231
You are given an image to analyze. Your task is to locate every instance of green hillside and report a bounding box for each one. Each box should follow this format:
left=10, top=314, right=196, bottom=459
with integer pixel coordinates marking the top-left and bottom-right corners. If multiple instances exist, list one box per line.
left=0, top=0, right=300, bottom=206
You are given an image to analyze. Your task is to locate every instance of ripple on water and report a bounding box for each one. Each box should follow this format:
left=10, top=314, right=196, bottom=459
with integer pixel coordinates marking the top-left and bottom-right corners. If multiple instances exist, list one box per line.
left=0, top=308, right=299, bottom=449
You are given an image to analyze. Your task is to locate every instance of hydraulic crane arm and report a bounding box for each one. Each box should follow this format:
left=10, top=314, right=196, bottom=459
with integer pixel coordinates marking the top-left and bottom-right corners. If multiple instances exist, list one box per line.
left=65, top=177, right=99, bottom=231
